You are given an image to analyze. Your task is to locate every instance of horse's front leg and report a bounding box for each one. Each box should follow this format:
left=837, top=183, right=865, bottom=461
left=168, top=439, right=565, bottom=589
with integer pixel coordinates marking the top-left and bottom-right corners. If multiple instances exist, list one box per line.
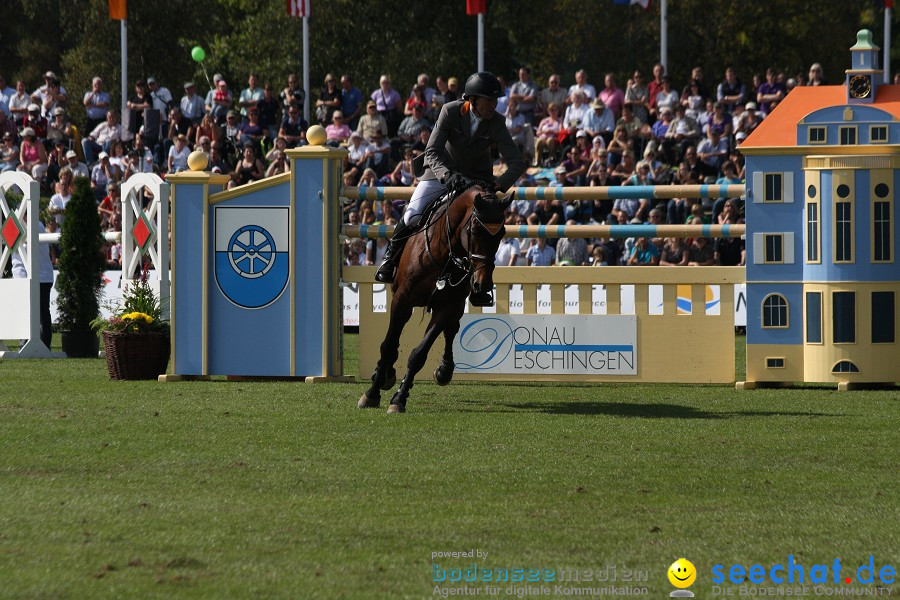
left=433, top=308, right=463, bottom=386
left=359, top=293, right=413, bottom=409
left=387, top=313, right=446, bottom=414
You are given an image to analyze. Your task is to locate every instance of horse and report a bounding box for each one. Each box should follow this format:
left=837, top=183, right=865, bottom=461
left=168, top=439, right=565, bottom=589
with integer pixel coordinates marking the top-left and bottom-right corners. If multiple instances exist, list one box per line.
left=358, top=183, right=511, bottom=413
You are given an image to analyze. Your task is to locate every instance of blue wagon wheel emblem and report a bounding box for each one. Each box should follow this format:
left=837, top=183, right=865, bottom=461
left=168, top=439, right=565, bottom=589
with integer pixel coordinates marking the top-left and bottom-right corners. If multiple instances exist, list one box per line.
left=228, top=225, right=276, bottom=279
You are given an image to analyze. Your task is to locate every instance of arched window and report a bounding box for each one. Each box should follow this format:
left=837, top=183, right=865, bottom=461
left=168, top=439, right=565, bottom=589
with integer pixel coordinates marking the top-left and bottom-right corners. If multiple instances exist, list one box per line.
left=832, top=360, right=859, bottom=373
left=762, top=294, right=789, bottom=328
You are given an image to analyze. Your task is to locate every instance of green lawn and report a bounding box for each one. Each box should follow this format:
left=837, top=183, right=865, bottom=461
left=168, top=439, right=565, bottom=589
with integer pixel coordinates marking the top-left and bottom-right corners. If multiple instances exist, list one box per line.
left=0, top=335, right=898, bottom=599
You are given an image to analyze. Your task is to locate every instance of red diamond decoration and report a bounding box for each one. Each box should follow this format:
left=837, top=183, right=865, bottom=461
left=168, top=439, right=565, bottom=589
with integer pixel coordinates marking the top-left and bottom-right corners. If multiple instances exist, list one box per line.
left=130, top=211, right=155, bottom=252
left=1, top=213, right=24, bottom=251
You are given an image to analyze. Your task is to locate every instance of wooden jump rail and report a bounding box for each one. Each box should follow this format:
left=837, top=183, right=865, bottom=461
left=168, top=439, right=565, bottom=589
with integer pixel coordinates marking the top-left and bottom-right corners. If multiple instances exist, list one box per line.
left=343, top=223, right=746, bottom=240
left=341, top=183, right=746, bottom=202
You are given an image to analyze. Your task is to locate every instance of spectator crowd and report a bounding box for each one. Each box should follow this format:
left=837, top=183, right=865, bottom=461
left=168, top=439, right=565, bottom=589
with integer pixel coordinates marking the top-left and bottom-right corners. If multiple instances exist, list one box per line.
left=0, top=61, right=860, bottom=270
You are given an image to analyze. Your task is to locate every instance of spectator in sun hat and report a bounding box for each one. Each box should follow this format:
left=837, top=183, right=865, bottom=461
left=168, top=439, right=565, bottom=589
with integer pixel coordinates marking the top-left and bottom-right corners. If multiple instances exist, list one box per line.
left=581, top=97, right=615, bottom=141
left=356, top=100, right=387, bottom=142
left=32, top=73, right=67, bottom=118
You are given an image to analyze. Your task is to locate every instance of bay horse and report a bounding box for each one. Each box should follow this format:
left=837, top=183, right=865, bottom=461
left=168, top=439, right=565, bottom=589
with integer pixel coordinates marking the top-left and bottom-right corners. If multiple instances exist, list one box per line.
left=358, top=183, right=510, bottom=413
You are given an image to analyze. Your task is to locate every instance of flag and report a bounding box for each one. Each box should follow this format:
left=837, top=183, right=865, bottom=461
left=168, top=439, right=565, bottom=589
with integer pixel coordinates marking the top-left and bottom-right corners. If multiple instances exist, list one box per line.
left=467, top=0, right=486, bottom=15
left=109, top=0, right=126, bottom=20
left=614, top=0, right=652, bottom=8
left=288, top=0, right=310, bottom=17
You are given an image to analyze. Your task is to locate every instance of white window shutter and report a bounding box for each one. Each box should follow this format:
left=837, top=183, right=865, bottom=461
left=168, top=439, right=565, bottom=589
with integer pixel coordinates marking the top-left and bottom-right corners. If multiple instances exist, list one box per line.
left=752, top=172, right=764, bottom=203
left=753, top=233, right=765, bottom=264
left=783, top=232, right=794, bottom=263
left=783, top=172, right=794, bottom=203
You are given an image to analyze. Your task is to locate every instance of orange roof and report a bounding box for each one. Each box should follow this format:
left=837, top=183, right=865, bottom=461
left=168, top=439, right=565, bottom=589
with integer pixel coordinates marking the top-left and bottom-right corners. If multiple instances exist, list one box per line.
left=742, top=84, right=900, bottom=148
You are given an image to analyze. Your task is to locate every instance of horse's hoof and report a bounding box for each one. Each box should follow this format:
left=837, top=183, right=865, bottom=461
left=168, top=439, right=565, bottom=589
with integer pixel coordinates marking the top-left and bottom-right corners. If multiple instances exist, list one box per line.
left=381, top=369, right=397, bottom=391
left=358, top=392, right=381, bottom=409
left=387, top=403, right=406, bottom=414
left=434, top=363, right=454, bottom=386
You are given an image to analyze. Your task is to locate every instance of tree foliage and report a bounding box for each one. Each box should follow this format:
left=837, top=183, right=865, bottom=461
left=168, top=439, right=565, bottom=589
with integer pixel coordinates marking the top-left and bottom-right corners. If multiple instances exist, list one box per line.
left=55, top=177, right=106, bottom=332
left=0, top=0, right=895, bottom=126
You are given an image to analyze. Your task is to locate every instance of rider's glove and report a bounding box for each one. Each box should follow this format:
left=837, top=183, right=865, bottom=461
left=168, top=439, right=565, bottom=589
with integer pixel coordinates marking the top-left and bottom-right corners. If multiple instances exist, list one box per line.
left=443, top=172, right=468, bottom=191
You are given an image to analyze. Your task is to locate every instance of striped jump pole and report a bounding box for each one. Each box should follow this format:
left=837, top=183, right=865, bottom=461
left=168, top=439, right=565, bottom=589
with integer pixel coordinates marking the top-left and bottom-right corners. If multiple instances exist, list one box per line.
left=341, top=184, right=745, bottom=203
left=344, top=223, right=746, bottom=240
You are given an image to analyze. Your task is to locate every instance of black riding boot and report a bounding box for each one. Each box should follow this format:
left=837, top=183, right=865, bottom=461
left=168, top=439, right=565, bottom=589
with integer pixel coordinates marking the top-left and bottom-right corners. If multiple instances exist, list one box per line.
left=374, top=221, right=413, bottom=283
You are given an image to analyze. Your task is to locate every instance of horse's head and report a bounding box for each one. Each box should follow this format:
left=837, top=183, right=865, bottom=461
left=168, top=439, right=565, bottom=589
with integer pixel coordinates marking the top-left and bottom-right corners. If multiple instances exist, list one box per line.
left=462, top=187, right=511, bottom=306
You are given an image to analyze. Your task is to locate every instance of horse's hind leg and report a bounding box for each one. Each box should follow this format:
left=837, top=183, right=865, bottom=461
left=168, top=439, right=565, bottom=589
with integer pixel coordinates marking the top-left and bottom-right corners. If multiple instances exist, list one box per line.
left=387, top=313, right=446, bottom=413
left=434, top=314, right=462, bottom=386
left=359, top=295, right=413, bottom=409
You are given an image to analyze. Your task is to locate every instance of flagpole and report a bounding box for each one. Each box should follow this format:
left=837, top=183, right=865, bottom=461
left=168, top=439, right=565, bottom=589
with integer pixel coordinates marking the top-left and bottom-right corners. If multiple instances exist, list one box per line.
left=121, top=19, right=128, bottom=113
left=477, top=13, right=484, bottom=72
left=660, top=0, right=668, bottom=74
left=303, top=15, right=310, bottom=122
left=885, top=2, right=892, bottom=84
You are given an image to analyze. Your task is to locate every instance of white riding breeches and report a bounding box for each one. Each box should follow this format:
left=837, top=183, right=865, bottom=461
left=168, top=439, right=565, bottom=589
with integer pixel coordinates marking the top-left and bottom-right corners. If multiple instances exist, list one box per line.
left=402, top=179, right=447, bottom=227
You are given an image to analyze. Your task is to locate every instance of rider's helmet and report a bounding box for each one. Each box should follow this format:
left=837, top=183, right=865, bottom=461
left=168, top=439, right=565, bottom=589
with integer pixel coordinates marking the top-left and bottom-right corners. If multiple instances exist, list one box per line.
left=463, top=72, right=503, bottom=100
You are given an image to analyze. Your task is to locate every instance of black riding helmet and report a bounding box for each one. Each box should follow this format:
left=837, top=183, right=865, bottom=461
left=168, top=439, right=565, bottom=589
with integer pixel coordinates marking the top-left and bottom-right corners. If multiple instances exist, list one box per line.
left=463, top=72, right=503, bottom=100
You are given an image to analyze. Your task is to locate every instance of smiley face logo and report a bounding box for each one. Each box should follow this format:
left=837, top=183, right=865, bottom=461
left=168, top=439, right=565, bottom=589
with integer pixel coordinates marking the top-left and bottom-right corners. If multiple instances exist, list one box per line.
left=668, top=558, right=696, bottom=588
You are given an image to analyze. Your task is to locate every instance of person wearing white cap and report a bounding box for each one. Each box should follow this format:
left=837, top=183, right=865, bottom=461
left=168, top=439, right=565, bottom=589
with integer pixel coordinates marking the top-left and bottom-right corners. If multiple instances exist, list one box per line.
left=17, top=127, right=48, bottom=180
left=65, top=149, right=89, bottom=179
left=91, top=151, right=121, bottom=200
left=23, top=103, right=48, bottom=140
left=83, top=76, right=110, bottom=132
left=735, top=101, right=762, bottom=142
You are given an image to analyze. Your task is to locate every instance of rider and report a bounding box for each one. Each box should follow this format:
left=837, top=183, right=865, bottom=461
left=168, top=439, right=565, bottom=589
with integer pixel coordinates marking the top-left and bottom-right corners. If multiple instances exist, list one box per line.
left=373, top=71, right=526, bottom=283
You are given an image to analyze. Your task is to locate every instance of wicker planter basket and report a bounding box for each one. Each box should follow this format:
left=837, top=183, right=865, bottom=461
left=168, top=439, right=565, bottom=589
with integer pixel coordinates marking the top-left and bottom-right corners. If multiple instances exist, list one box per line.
left=103, top=331, right=170, bottom=380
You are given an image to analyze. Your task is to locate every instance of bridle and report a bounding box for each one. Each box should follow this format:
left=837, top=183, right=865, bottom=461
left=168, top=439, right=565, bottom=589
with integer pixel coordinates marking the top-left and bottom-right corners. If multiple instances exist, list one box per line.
left=426, top=185, right=505, bottom=293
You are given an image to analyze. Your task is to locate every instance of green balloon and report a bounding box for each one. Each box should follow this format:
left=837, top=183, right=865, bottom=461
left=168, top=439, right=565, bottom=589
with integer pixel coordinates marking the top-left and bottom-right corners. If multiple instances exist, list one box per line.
left=191, top=46, right=206, bottom=62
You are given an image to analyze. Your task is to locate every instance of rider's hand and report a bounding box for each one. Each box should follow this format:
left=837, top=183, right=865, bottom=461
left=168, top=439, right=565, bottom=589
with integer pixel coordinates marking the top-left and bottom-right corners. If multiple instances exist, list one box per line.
left=443, top=172, right=467, bottom=190
left=478, top=180, right=498, bottom=194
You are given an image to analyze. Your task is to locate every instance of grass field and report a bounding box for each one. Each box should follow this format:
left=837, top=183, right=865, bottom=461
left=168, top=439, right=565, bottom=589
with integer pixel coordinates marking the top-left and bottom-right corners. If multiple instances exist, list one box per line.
left=1, top=334, right=898, bottom=599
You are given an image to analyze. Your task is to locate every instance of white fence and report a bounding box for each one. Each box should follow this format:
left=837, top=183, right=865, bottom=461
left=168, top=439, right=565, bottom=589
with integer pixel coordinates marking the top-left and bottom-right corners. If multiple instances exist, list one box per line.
left=0, top=172, right=169, bottom=358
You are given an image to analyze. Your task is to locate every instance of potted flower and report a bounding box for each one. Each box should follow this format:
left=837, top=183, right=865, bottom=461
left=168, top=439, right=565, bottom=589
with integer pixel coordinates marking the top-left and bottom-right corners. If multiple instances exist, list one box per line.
left=92, top=270, right=170, bottom=380
left=56, top=177, right=106, bottom=357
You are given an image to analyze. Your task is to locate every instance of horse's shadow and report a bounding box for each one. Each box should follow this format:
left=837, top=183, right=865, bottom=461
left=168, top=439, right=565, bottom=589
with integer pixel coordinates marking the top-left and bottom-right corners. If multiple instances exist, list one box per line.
left=451, top=400, right=839, bottom=419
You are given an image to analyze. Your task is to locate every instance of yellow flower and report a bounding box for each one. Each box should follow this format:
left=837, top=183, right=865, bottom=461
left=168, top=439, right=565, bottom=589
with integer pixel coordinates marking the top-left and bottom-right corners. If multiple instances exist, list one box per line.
left=121, top=312, right=153, bottom=323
